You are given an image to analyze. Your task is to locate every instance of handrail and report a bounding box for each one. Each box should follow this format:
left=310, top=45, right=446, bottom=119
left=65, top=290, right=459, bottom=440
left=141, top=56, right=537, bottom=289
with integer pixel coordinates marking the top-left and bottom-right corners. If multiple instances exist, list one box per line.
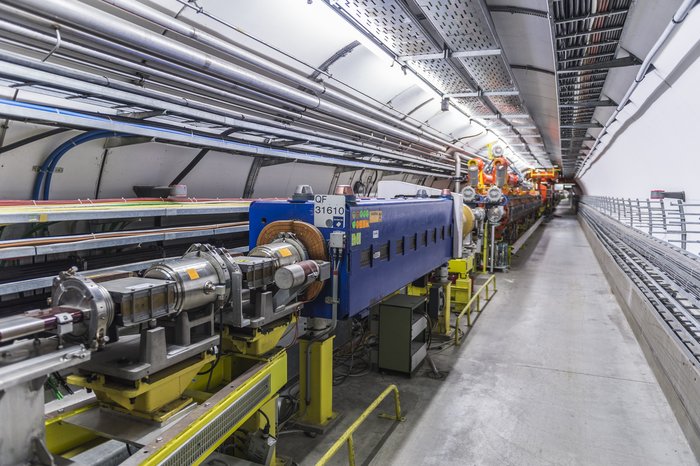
left=454, top=274, right=497, bottom=345
left=316, top=384, right=405, bottom=466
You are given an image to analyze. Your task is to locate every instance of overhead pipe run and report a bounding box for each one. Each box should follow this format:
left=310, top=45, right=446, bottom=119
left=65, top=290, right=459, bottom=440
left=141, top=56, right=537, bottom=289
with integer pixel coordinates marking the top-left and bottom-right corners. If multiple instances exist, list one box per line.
left=0, top=5, right=457, bottom=166
left=0, top=98, right=452, bottom=179
left=99, top=0, right=476, bottom=158
left=0, top=16, right=445, bottom=167
left=0, top=52, right=452, bottom=171
left=5, top=0, right=455, bottom=156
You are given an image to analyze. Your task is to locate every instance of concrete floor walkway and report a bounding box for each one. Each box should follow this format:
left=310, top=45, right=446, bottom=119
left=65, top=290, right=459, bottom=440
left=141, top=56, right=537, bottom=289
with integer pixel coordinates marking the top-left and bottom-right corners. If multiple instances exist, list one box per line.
left=281, top=207, right=695, bottom=465
left=378, top=208, right=695, bottom=465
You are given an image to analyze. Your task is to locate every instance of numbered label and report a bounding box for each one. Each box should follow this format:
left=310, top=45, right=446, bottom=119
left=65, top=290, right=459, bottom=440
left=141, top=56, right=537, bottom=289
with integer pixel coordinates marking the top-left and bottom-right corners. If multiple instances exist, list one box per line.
left=313, top=194, right=346, bottom=228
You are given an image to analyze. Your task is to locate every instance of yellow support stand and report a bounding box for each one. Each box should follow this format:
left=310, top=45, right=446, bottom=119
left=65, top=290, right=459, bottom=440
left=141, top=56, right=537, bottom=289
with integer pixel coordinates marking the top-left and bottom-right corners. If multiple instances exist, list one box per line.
left=449, top=257, right=474, bottom=314
left=298, top=336, right=337, bottom=430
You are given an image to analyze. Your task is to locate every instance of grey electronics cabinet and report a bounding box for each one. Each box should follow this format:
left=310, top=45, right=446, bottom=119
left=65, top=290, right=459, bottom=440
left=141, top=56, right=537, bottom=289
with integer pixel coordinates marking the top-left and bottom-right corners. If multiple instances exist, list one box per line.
left=378, top=294, right=428, bottom=375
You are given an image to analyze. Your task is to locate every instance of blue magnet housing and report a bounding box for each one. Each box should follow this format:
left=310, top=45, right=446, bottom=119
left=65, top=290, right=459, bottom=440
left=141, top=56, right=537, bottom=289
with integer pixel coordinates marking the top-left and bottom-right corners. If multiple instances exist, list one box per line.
left=249, top=197, right=455, bottom=319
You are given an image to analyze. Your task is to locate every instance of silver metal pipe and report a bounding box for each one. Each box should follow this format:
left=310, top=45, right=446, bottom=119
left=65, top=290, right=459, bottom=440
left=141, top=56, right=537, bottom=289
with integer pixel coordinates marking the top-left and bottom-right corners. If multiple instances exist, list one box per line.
left=100, top=0, right=465, bottom=153
left=0, top=5, right=449, bottom=163
left=0, top=49, right=451, bottom=170
left=455, top=154, right=462, bottom=192
left=0, top=98, right=450, bottom=178
left=7, top=0, right=449, bottom=154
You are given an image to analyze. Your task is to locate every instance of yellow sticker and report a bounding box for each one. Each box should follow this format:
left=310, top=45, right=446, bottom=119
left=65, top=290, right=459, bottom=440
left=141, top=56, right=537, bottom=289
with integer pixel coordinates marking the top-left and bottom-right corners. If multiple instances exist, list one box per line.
left=369, top=210, right=382, bottom=223
left=278, top=247, right=292, bottom=257
left=186, top=268, right=200, bottom=280
left=39, top=214, right=49, bottom=223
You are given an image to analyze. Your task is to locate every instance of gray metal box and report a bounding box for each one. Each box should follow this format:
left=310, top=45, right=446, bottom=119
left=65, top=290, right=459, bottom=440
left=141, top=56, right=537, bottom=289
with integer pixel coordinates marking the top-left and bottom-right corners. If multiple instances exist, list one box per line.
left=378, top=294, right=428, bottom=375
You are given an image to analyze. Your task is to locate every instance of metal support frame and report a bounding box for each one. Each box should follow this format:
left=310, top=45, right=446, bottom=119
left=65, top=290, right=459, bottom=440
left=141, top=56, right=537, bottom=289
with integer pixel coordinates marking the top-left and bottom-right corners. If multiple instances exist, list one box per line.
left=297, top=336, right=337, bottom=430
left=454, top=274, right=497, bottom=344
left=560, top=123, right=603, bottom=129
left=309, top=40, right=361, bottom=81
left=444, top=90, right=519, bottom=98
left=242, top=157, right=265, bottom=198
left=398, top=49, right=501, bottom=62
left=559, top=100, right=616, bottom=108
left=489, top=5, right=548, bottom=18
left=559, top=56, right=641, bottom=72
left=555, top=9, right=628, bottom=25
left=556, top=26, right=624, bottom=41
left=316, top=385, right=404, bottom=466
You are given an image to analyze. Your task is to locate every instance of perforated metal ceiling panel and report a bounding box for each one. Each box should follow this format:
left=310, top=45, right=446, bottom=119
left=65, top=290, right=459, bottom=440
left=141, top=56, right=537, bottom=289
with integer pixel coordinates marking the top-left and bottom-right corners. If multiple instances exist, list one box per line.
left=416, top=0, right=498, bottom=50
left=336, top=0, right=439, bottom=55
left=330, top=0, right=551, bottom=168
left=407, top=59, right=472, bottom=94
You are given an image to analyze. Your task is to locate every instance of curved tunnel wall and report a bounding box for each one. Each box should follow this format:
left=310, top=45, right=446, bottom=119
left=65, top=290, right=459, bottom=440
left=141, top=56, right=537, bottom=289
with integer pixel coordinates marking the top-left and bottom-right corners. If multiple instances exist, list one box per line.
left=577, top=7, right=700, bottom=201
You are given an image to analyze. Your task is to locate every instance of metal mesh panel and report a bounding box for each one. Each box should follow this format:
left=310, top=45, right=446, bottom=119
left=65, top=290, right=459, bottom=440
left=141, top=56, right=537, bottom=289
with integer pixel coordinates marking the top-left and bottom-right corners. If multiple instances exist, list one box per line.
left=408, top=59, right=471, bottom=94
left=488, top=95, right=524, bottom=115
left=459, top=56, right=513, bottom=91
left=417, top=0, right=497, bottom=51
left=454, top=97, right=494, bottom=116
left=160, top=374, right=271, bottom=466
left=338, top=0, right=438, bottom=55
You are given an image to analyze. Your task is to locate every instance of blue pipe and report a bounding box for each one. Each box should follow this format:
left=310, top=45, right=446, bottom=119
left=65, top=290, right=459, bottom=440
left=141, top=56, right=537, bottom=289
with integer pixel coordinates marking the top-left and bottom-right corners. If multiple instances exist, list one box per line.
left=33, top=130, right=123, bottom=200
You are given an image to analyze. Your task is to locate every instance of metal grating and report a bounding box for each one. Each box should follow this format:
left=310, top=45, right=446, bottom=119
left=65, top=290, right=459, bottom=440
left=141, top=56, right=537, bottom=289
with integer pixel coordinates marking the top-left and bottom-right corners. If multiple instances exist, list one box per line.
left=160, top=374, right=271, bottom=466
left=416, top=0, right=498, bottom=50
left=408, top=58, right=471, bottom=94
left=487, top=95, right=524, bottom=115
left=455, top=97, right=494, bottom=116
left=337, top=0, right=438, bottom=55
left=332, top=0, right=547, bottom=167
left=459, top=56, right=513, bottom=91
left=552, top=0, right=634, bottom=176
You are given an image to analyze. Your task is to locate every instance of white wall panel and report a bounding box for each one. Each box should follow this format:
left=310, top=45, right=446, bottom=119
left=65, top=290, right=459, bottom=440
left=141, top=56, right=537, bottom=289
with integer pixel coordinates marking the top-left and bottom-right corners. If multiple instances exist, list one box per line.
left=253, top=163, right=334, bottom=198
left=579, top=49, right=700, bottom=201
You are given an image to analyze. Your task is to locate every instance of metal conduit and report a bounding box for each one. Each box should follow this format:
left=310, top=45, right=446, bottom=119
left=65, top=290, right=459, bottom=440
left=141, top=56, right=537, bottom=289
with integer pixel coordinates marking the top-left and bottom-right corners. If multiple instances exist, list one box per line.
left=6, top=0, right=453, bottom=156
left=100, top=0, right=475, bottom=158
left=32, top=130, right=122, bottom=200
left=0, top=53, right=451, bottom=171
left=0, top=5, right=451, bottom=164
left=0, top=98, right=450, bottom=179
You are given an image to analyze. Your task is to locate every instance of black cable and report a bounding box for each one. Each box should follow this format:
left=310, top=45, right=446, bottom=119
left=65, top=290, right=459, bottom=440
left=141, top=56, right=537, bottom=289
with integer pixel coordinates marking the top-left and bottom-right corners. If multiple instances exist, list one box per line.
left=258, top=409, right=272, bottom=437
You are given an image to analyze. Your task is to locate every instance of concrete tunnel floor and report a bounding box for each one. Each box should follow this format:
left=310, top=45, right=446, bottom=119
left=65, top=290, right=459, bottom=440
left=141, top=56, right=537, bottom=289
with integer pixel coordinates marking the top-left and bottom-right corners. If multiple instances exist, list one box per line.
left=277, top=205, right=695, bottom=466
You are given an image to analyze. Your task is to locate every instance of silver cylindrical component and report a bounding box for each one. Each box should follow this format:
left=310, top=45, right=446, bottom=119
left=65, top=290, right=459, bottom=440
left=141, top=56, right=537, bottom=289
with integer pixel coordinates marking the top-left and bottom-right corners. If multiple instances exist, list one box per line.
left=487, top=206, right=505, bottom=224
left=274, top=261, right=320, bottom=290
left=461, top=186, right=477, bottom=203
left=145, top=256, right=220, bottom=313
left=249, top=237, right=307, bottom=268
left=495, top=164, right=507, bottom=188
left=0, top=315, right=45, bottom=342
left=487, top=186, right=503, bottom=203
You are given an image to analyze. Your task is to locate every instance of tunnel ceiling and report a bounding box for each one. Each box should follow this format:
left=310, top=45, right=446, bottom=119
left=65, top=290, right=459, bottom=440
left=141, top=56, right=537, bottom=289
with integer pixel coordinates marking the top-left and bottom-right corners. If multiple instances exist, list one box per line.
left=0, top=0, right=685, bottom=196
